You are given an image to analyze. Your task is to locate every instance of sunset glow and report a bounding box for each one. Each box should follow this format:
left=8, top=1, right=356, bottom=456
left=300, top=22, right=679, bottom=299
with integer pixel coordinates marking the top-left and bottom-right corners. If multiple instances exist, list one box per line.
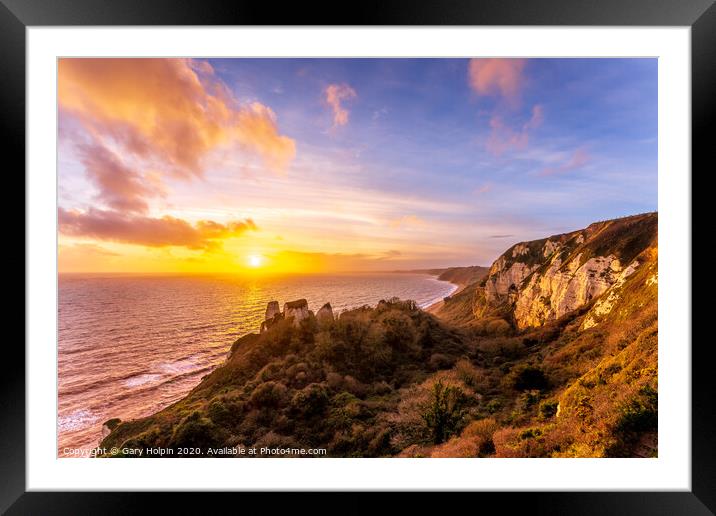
left=58, top=58, right=657, bottom=274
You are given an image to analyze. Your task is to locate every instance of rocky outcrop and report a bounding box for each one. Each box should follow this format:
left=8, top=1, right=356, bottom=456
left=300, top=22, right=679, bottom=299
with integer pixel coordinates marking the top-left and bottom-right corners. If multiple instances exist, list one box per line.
left=101, top=418, right=121, bottom=439
left=284, top=299, right=310, bottom=326
left=265, top=301, right=280, bottom=320
left=261, top=300, right=284, bottom=333
left=472, top=213, right=657, bottom=329
left=260, top=299, right=314, bottom=331
left=316, top=303, right=334, bottom=323
left=484, top=261, right=539, bottom=303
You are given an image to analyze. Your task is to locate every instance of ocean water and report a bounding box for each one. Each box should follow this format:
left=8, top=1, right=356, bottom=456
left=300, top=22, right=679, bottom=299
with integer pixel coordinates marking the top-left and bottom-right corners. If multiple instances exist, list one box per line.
left=57, top=272, right=457, bottom=455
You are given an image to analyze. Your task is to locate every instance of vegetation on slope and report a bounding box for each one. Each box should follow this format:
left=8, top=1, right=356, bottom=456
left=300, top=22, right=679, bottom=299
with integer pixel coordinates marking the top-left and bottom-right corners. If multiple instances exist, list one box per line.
left=436, top=266, right=489, bottom=287
left=101, top=269, right=656, bottom=458
left=100, top=215, right=657, bottom=458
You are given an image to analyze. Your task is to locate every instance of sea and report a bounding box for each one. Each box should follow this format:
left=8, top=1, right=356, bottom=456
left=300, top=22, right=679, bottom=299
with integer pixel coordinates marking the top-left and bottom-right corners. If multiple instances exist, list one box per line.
left=57, top=272, right=457, bottom=455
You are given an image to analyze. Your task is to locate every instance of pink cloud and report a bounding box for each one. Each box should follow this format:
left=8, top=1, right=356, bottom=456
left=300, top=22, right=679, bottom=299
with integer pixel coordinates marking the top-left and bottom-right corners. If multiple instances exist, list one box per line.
left=474, top=184, right=492, bottom=195
left=76, top=142, right=156, bottom=214
left=486, top=104, right=544, bottom=156
left=58, top=207, right=257, bottom=251
left=468, top=59, right=527, bottom=102
left=539, top=147, right=591, bottom=177
left=324, top=83, right=357, bottom=127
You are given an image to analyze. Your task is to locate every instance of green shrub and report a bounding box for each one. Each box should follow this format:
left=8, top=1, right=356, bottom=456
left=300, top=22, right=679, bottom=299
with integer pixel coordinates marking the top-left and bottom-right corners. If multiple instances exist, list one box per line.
left=520, top=389, right=542, bottom=410
left=420, top=380, right=468, bottom=444
left=539, top=399, right=559, bottom=419
left=249, top=381, right=287, bottom=409
left=615, top=385, right=657, bottom=435
left=207, top=398, right=244, bottom=427
left=485, top=399, right=501, bottom=414
left=519, top=427, right=543, bottom=440
left=380, top=311, right=417, bottom=352
left=291, top=383, right=329, bottom=416
left=169, top=411, right=225, bottom=450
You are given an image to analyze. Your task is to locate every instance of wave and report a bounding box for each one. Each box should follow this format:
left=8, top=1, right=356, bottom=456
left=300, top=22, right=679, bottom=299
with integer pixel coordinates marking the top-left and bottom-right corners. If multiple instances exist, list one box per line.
left=123, top=373, right=164, bottom=388
left=57, top=409, right=100, bottom=432
left=418, top=281, right=459, bottom=309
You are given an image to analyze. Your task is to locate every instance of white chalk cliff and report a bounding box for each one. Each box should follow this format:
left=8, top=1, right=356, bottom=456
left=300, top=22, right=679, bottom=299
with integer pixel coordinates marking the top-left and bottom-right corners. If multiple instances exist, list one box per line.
left=472, top=213, right=657, bottom=329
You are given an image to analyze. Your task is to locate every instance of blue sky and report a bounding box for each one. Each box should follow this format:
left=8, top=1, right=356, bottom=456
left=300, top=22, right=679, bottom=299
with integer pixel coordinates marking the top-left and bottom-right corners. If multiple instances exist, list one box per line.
left=58, top=58, right=657, bottom=272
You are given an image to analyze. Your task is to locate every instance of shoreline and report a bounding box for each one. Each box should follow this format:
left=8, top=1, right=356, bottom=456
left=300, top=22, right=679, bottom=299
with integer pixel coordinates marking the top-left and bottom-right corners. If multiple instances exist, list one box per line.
left=422, top=279, right=460, bottom=312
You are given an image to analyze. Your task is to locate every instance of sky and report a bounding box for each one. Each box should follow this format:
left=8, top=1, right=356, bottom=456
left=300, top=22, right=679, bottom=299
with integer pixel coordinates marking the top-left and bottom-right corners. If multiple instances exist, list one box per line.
left=57, top=58, right=657, bottom=274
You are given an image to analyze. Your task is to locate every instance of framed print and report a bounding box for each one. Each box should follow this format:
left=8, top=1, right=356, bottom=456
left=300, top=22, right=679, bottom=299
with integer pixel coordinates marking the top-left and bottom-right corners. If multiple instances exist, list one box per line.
left=5, top=0, right=713, bottom=512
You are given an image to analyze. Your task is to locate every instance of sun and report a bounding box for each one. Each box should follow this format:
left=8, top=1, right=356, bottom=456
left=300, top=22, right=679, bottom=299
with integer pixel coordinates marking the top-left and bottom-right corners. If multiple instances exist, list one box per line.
left=247, top=254, right=263, bottom=268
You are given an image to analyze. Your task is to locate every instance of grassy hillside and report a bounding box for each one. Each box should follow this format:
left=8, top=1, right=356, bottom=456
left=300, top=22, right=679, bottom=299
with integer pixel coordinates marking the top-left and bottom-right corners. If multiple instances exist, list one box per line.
left=100, top=215, right=657, bottom=458
left=436, top=266, right=489, bottom=287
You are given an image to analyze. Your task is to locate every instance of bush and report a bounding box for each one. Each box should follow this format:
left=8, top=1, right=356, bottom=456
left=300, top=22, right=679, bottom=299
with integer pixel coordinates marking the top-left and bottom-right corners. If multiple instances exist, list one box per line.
left=291, top=383, right=329, bottom=416
left=461, top=417, right=498, bottom=456
left=486, top=318, right=511, bottom=336
left=614, top=384, right=657, bottom=436
left=485, top=399, right=501, bottom=414
left=454, top=359, right=485, bottom=390
left=539, top=399, right=559, bottom=419
left=207, top=397, right=245, bottom=427
left=169, top=411, right=225, bottom=450
left=380, top=311, right=417, bottom=352
left=326, top=372, right=344, bottom=390
left=249, top=381, right=287, bottom=409
left=254, top=431, right=301, bottom=455
left=429, top=353, right=455, bottom=370
left=420, top=380, right=468, bottom=444
left=520, top=389, right=542, bottom=410
left=509, top=365, right=549, bottom=391
left=359, top=324, right=393, bottom=376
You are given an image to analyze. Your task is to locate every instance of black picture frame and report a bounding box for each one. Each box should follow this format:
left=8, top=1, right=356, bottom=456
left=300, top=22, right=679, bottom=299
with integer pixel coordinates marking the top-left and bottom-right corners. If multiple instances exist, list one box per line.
left=3, top=0, right=711, bottom=513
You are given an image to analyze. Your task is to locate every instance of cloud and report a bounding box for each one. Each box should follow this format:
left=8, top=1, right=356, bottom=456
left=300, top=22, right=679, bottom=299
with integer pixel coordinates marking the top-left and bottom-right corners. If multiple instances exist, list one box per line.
left=58, top=207, right=256, bottom=250
left=324, top=83, right=357, bottom=127
left=539, top=147, right=590, bottom=176
left=468, top=59, right=527, bottom=102
left=389, top=215, right=427, bottom=228
left=58, top=58, right=296, bottom=175
left=60, top=243, right=120, bottom=257
left=486, top=104, right=544, bottom=156
left=76, top=141, right=156, bottom=214
left=488, top=234, right=514, bottom=239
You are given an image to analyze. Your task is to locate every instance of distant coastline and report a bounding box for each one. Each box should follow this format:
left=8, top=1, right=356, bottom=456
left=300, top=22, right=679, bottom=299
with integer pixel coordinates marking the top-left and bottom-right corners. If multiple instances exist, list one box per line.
left=421, top=265, right=490, bottom=313
left=421, top=279, right=459, bottom=310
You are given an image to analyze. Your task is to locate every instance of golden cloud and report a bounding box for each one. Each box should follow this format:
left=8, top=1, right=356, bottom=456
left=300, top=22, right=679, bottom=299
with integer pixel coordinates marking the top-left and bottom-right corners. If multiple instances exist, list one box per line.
left=58, top=207, right=257, bottom=251
left=58, top=58, right=296, bottom=176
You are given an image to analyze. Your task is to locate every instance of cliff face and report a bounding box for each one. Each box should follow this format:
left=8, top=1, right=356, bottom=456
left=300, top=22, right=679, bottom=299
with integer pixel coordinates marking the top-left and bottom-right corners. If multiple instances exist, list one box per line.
left=475, top=213, right=657, bottom=329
